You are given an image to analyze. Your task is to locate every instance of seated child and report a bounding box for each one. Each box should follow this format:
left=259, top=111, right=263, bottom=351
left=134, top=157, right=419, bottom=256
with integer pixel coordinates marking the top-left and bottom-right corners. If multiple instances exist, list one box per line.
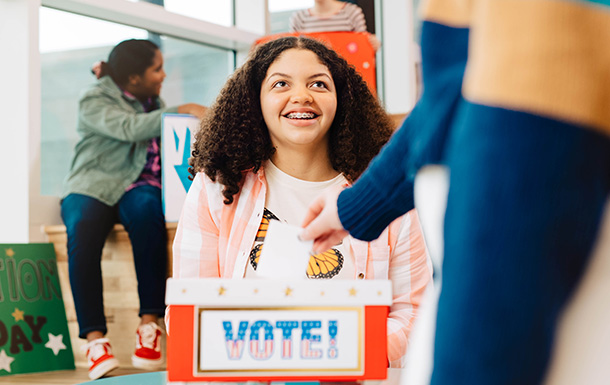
left=171, top=36, right=432, bottom=367
left=290, top=0, right=381, bottom=51
left=62, top=38, right=206, bottom=380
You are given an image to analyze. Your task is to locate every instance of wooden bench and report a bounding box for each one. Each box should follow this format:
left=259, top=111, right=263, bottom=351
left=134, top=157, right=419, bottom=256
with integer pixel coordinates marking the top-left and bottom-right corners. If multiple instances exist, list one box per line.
left=44, top=222, right=177, bottom=369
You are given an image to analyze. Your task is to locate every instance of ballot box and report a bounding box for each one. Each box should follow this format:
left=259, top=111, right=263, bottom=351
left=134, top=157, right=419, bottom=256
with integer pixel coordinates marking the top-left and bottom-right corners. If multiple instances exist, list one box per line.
left=165, top=278, right=391, bottom=383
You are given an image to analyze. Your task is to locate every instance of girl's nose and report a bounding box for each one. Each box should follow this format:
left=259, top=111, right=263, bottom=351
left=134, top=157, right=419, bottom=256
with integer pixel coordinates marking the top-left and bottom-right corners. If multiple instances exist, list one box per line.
left=290, top=86, right=313, bottom=104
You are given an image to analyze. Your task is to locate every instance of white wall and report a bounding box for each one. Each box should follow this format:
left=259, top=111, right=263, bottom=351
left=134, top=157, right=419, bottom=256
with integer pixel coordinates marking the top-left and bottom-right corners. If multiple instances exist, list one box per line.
left=0, top=0, right=41, bottom=243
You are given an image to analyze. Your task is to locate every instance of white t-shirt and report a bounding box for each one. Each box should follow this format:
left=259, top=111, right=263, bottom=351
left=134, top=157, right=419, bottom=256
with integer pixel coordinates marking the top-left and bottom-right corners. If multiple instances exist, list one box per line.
left=245, top=161, right=355, bottom=280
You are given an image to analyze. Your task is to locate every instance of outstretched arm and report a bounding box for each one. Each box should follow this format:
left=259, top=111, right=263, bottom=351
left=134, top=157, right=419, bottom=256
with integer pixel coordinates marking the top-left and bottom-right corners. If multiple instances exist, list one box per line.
left=177, top=103, right=207, bottom=119
left=301, top=118, right=416, bottom=249
left=303, top=17, right=469, bottom=247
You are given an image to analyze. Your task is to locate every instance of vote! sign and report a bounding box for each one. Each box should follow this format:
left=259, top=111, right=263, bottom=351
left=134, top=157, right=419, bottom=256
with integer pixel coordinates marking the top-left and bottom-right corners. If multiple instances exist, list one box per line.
left=166, top=278, right=390, bottom=382
left=0, top=244, right=74, bottom=376
left=200, top=309, right=360, bottom=371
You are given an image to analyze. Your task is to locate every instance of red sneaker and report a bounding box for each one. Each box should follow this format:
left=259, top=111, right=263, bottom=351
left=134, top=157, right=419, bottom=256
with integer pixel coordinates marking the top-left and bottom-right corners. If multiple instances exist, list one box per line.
left=83, top=338, right=119, bottom=380
left=132, top=322, right=164, bottom=370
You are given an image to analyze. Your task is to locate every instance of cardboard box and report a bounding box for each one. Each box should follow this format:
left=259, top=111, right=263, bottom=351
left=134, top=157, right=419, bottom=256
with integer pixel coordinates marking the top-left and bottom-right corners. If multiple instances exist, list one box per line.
left=166, top=278, right=391, bottom=382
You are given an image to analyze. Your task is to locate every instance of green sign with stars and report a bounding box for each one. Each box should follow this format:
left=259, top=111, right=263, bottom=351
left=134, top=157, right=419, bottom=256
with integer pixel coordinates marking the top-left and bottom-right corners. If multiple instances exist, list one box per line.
left=0, top=244, right=74, bottom=376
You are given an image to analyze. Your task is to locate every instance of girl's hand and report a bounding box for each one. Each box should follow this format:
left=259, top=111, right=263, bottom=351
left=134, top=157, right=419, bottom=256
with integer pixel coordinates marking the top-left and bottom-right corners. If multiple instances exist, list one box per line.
left=367, top=33, right=381, bottom=52
left=91, top=61, right=103, bottom=79
left=178, top=103, right=208, bottom=119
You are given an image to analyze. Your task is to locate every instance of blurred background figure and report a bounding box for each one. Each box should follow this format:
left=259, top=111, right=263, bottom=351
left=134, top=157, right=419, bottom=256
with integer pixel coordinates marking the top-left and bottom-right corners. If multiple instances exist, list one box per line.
left=60, top=38, right=206, bottom=380
left=289, top=0, right=381, bottom=51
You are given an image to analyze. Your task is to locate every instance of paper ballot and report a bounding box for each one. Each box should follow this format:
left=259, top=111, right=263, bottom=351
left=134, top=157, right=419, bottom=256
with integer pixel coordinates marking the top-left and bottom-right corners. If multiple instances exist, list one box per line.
left=256, top=220, right=313, bottom=279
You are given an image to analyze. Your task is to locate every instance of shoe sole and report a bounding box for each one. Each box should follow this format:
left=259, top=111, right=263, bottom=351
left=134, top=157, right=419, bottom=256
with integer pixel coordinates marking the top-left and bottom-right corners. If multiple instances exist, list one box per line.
left=132, top=354, right=164, bottom=370
left=89, top=357, right=119, bottom=380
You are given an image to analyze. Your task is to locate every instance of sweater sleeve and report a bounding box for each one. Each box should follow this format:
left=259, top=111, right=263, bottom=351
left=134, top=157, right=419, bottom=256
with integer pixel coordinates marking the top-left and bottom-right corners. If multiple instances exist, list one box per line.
left=338, top=20, right=470, bottom=241
left=338, top=124, right=415, bottom=241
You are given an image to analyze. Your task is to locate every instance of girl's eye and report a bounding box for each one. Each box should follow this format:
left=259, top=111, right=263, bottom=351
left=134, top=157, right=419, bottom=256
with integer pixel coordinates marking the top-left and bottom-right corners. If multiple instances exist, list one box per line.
left=273, top=81, right=288, bottom=88
left=311, top=81, right=327, bottom=89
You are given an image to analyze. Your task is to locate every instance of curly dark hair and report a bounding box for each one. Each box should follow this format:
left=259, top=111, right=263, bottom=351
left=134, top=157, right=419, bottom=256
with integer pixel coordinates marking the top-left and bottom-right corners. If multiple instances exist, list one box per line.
left=190, top=36, right=394, bottom=204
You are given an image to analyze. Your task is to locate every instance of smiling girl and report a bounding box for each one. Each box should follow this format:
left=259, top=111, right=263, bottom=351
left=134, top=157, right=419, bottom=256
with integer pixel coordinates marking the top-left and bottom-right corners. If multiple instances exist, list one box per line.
left=172, top=36, right=432, bottom=367
left=61, top=39, right=206, bottom=380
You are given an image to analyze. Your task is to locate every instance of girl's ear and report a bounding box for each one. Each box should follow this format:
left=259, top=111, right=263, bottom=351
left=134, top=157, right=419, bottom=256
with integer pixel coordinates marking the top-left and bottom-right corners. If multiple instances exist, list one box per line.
left=128, top=74, right=141, bottom=86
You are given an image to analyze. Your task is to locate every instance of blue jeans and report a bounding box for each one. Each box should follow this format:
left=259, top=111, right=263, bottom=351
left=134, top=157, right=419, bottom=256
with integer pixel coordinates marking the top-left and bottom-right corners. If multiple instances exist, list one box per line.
left=430, top=102, right=610, bottom=384
left=61, top=185, right=167, bottom=339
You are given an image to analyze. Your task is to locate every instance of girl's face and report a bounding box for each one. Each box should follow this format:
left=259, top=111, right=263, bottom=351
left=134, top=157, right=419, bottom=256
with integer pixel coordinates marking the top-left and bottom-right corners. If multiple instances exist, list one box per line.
left=129, top=49, right=166, bottom=99
left=260, top=48, right=337, bottom=153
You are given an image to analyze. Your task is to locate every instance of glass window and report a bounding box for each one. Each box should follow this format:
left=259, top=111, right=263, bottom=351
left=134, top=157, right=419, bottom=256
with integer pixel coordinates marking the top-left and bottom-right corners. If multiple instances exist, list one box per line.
left=40, top=8, right=148, bottom=53
left=40, top=7, right=234, bottom=196
left=413, top=0, right=423, bottom=42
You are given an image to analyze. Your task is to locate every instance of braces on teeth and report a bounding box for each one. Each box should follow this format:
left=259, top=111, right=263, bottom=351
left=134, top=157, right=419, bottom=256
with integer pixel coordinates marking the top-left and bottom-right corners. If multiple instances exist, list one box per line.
left=287, top=112, right=315, bottom=119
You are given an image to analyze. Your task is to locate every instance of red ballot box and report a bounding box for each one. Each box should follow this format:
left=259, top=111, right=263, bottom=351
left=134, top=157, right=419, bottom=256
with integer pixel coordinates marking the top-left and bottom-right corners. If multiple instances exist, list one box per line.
left=165, top=278, right=391, bottom=383
left=255, top=32, right=377, bottom=96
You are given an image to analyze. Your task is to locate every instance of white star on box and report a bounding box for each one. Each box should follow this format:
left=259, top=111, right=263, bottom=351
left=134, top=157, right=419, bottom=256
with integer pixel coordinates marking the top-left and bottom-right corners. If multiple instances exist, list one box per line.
left=0, top=350, right=14, bottom=373
left=45, top=333, right=67, bottom=356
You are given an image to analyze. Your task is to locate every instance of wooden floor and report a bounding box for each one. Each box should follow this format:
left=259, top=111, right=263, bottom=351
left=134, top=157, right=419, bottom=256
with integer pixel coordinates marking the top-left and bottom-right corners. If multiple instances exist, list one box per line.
left=0, top=366, right=142, bottom=385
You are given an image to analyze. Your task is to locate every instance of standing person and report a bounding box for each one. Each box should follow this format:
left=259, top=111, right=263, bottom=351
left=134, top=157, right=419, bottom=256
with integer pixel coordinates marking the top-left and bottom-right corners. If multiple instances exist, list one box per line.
left=61, top=39, right=206, bottom=380
left=290, top=0, right=381, bottom=51
left=171, top=36, right=432, bottom=367
left=301, top=0, right=610, bottom=384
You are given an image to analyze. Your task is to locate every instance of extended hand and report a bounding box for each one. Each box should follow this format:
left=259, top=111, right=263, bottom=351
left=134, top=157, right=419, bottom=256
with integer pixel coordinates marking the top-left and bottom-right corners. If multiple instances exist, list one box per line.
left=178, top=103, right=208, bottom=119
left=91, top=61, right=103, bottom=79
left=301, top=184, right=349, bottom=253
left=367, top=33, right=381, bottom=52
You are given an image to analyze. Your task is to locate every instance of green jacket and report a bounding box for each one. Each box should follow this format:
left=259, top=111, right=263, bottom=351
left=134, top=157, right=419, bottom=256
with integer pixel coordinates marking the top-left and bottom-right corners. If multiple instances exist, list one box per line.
left=62, top=76, right=179, bottom=206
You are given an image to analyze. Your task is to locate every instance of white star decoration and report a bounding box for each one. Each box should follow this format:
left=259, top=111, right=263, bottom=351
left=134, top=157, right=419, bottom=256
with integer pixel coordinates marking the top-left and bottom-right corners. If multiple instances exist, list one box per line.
left=0, top=350, right=14, bottom=373
left=45, top=333, right=67, bottom=356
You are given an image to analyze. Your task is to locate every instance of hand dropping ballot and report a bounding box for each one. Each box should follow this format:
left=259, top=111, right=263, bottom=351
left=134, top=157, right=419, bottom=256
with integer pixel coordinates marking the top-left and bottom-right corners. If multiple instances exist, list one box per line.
left=256, top=220, right=313, bottom=278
